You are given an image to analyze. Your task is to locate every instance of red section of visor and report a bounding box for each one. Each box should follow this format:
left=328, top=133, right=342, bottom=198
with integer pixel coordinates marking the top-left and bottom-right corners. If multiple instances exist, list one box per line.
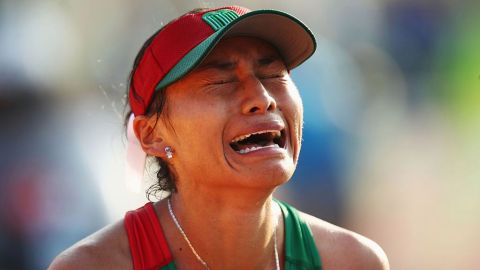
left=129, top=6, right=250, bottom=116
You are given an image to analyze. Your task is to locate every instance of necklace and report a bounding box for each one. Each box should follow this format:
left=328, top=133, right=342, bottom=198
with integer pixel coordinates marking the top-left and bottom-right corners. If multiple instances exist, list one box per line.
left=167, top=198, right=280, bottom=270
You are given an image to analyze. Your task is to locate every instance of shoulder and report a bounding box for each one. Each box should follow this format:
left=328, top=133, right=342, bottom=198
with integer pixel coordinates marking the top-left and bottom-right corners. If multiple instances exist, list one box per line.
left=48, top=219, right=132, bottom=270
left=299, top=212, right=390, bottom=270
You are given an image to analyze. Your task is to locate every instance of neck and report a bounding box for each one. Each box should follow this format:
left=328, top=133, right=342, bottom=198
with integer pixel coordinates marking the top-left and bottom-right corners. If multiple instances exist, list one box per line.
left=168, top=184, right=281, bottom=269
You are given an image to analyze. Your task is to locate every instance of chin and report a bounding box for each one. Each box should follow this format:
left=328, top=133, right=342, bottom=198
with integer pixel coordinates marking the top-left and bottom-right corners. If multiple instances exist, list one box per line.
left=236, top=160, right=295, bottom=190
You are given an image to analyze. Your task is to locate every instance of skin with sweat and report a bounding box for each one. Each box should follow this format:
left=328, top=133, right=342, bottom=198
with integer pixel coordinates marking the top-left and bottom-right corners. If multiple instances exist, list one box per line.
left=134, top=36, right=300, bottom=269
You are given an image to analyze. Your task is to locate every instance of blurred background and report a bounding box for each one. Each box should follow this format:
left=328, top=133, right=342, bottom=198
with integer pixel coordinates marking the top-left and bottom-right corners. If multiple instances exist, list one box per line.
left=0, top=0, right=479, bottom=269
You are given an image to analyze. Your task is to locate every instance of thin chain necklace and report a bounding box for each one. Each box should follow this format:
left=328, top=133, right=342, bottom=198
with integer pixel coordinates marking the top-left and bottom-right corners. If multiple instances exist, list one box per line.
left=167, top=198, right=280, bottom=270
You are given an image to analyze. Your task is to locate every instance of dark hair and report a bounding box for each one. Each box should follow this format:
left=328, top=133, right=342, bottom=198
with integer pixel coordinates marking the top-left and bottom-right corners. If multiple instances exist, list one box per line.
left=124, top=8, right=209, bottom=200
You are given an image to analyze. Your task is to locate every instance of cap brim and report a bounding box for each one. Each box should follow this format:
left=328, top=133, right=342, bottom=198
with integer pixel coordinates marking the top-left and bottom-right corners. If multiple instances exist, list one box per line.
left=156, top=9, right=316, bottom=90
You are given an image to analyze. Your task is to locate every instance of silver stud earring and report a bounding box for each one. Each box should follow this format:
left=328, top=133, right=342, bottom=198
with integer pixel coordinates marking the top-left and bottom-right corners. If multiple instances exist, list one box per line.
left=165, top=146, right=173, bottom=159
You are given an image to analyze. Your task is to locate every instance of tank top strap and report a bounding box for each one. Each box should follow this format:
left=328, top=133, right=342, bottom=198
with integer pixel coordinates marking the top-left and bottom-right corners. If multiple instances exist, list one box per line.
left=124, top=202, right=174, bottom=270
left=275, top=199, right=323, bottom=270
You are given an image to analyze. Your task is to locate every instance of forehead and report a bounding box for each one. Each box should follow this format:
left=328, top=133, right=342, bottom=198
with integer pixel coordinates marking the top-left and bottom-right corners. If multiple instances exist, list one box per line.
left=166, top=36, right=286, bottom=90
left=200, top=36, right=283, bottom=64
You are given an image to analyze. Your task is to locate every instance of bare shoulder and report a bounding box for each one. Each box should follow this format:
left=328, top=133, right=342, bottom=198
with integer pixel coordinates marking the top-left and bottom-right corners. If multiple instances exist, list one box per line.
left=299, top=212, right=390, bottom=270
left=48, top=219, right=132, bottom=270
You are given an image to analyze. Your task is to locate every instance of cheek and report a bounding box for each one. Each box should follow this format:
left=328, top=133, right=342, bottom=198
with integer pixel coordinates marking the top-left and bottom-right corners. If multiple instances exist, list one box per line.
left=274, top=80, right=303, bottom=121
left=165, top=95, right=229, bottom=146
left=275, top=81, right=304, bottom=148
left=290, top=94, right=304, bottom=143
left=291, top=90, right=304, bottom=119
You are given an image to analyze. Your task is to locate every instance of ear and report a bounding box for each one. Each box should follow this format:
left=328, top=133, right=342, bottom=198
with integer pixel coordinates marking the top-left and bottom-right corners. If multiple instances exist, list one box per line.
left=133, top=115, right=169, bottom=158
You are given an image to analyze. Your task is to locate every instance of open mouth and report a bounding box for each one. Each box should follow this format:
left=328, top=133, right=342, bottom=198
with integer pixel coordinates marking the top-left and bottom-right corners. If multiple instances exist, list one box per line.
left=229, top=129, right=286, bottom=154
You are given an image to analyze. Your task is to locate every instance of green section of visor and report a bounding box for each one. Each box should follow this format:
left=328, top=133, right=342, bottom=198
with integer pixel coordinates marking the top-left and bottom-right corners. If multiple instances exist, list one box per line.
left=155, top=9, right=317, bottom=91
left=202, top=9, right=240, bottom=31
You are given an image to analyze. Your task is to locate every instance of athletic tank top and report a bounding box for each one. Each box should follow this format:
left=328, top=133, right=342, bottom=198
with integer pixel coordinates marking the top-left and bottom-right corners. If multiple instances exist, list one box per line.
left=124, top=200, right=322, bottom=270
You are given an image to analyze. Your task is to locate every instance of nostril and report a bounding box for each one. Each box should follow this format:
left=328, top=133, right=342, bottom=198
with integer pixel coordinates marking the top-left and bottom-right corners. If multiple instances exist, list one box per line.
left=247, top=103, right=275, bottom=114
left=249, top=107, right=259, bottom=113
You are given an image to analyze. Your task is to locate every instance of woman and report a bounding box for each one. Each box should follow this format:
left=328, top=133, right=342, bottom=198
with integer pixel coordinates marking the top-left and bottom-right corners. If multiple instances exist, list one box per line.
left=50, top=6, right=389, bottom=270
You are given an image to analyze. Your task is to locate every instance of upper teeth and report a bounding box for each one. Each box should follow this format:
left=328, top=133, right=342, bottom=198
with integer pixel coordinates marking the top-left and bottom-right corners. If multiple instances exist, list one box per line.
left=231, top=130, right=281, bottom=143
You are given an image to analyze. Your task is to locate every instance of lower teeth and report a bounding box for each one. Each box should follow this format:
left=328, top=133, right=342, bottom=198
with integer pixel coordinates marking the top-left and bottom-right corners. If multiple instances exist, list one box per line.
left=238, top=144, right=280, bottom=154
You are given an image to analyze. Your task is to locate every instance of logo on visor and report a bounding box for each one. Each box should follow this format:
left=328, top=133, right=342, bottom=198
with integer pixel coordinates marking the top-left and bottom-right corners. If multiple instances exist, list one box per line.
left=202, top=9, right=240, bottom=31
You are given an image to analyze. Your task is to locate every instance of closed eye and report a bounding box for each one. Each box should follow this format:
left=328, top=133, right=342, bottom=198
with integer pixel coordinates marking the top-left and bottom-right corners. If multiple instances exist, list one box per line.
left=260, top=73, right=285, bottom=80
left=210, top=79, right=237, bottom=85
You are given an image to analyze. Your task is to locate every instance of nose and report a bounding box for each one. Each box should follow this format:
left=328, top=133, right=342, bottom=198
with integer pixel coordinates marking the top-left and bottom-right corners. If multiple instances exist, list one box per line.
left=240, top=76, right=277, bottom=114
